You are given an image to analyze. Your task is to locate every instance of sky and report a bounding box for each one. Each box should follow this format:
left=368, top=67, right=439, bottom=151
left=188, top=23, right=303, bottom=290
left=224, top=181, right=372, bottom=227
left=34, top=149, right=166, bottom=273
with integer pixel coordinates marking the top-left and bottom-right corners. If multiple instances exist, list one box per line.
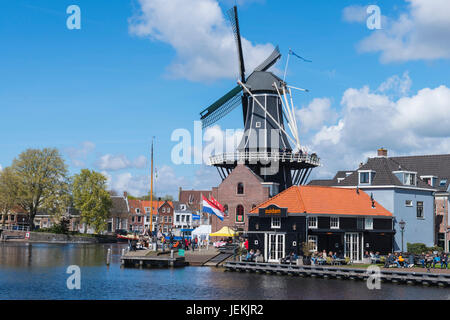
left=1, top=0, right=449, bottom=198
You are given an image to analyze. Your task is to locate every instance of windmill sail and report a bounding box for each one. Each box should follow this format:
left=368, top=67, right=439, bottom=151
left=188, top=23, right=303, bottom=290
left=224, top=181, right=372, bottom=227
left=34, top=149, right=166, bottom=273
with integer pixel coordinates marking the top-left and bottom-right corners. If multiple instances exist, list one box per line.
left=254, top=45, right=281, bottom=72
left=226, top=6, right=246, bottom=83
left=200, top=85, right=243, bottom=129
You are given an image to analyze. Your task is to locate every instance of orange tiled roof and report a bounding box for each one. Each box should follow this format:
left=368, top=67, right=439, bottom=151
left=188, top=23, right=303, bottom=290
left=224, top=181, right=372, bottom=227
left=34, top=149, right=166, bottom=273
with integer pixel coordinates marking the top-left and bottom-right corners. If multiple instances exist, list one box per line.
left=250, top=185, right=392, bottom=217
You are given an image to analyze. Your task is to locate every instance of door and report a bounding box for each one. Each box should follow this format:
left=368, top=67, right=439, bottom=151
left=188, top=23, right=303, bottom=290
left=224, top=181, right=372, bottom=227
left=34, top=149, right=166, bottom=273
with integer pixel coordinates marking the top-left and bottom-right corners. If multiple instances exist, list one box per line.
left=345, top=233, right=361, bottom=262
left=268, top=233, right=285, bottom=262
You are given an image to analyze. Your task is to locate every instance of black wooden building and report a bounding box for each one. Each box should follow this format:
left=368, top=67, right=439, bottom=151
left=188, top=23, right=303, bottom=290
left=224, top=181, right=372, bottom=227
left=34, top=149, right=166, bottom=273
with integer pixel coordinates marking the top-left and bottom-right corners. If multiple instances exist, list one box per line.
left=247, top=186, right=394, bottom=262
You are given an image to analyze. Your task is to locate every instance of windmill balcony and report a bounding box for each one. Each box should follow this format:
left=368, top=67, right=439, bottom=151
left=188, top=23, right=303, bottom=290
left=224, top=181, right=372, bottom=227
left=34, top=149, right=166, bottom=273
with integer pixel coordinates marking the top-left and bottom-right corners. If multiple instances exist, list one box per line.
left=208, top=151, right=320, bottom=167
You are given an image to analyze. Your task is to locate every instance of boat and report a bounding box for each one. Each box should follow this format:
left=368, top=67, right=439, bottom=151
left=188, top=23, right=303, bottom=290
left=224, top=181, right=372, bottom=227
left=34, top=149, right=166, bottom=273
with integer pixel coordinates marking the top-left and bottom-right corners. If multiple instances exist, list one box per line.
left=117, top=234, right=140, bottom=241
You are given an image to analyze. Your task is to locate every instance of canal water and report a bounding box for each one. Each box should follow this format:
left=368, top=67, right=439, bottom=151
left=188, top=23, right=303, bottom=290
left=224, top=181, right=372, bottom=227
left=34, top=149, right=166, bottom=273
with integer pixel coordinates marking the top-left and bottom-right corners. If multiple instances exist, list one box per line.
left=0, top=242, right=448, bottom=300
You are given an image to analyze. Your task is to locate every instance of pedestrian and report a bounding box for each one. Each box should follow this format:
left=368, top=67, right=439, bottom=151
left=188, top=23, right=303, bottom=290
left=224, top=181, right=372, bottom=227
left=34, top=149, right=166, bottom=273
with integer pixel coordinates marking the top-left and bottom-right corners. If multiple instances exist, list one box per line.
left=440, top=253, right=448, bottom=269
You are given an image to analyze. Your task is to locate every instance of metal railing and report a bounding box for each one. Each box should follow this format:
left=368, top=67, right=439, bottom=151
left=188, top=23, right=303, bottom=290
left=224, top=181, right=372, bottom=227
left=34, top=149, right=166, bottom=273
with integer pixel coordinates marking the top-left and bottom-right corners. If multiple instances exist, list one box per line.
left=209, top=151, right=320, bottom=166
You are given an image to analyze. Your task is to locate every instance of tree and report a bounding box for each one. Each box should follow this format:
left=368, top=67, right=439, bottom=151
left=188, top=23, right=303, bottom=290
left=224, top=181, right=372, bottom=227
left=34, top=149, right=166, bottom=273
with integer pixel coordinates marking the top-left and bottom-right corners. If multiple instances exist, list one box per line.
left=0, top=167, right=19, bottom=220
left=11, top=148, right=70, bottom=230
left=72, top=169, right=112, bottom=234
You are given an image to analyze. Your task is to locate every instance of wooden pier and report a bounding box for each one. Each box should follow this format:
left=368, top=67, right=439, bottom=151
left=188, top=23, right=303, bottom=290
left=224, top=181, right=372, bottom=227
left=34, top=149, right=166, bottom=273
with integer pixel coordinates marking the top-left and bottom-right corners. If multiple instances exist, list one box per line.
left=224, top=261, right=450, bottom=287
left=120, top=250, right=186, bottom=268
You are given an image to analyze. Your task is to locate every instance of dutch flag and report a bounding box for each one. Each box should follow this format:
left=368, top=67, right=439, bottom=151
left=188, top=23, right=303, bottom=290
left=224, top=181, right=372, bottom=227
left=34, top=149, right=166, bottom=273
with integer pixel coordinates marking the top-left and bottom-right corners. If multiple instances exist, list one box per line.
left=202, top=195, right=224, bottom=221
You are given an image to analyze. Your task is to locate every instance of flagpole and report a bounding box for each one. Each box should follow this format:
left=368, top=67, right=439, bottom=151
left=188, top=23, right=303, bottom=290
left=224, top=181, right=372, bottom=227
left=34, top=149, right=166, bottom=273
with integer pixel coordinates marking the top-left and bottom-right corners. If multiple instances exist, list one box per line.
left=150, top=137, right=154, bottom=241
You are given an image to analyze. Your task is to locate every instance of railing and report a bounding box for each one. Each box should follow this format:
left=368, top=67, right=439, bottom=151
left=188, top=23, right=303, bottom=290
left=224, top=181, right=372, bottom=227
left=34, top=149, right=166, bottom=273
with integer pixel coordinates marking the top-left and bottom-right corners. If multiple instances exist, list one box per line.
left=0, top=225, right=30, bottom=232
left=209, top=151, right=320, bottom=166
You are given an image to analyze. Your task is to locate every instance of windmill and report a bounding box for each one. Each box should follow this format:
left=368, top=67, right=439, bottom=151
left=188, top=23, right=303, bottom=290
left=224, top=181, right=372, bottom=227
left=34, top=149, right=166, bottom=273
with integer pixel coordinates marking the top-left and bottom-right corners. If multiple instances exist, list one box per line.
left=199, top=5, right=320, bottom=192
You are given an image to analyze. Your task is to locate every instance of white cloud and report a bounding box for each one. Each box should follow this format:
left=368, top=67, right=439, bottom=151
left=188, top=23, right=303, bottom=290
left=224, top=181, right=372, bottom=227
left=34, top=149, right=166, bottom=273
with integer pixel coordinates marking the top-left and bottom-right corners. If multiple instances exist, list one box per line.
left=296, top=98, right=337, bottom=133
left=65, top=141, right=96, bottom=167
left=0, top=164, right=3, bottom=171
left=97, top=154, right=148, bottom=171
left=105, top=165, right=189, bottom=198
left=356, top=0, right=450, bottom=62
left=377, top=71, right=412, bottom=98
left=342, top=5, right=368, bottom=23
left=305, top=74, right=450, bottom=180
left=128, top=0, right=275, bottom=81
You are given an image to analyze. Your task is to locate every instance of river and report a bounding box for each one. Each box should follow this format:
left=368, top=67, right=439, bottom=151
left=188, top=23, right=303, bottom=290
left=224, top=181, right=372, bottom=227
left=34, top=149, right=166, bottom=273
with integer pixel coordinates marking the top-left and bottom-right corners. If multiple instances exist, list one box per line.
left=0, top=242, right=448, bottom=300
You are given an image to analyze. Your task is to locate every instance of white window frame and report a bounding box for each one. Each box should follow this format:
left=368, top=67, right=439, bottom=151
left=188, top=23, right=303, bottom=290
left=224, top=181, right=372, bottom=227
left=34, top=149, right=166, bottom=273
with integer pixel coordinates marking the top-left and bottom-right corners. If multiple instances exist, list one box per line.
left=330, top=217, right=339, bottom=229
left=271, top=217, right=281, bottom=229
left=135, top=208, right=140, bottom=214
left=405, top=200, right=412, bottom=207
left=365, top=217, right=373, bottom=230
left=308, top=216, right=318, bottom=229
left=358, top=170, right=375, bottom=185
left=308, top=235, right=318, bottom=252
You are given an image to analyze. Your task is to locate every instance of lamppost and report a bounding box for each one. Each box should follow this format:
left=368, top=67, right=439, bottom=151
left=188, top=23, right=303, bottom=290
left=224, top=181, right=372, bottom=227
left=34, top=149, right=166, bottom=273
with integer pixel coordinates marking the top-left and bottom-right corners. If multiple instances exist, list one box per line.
left=399, top=219, right=406, bottom=253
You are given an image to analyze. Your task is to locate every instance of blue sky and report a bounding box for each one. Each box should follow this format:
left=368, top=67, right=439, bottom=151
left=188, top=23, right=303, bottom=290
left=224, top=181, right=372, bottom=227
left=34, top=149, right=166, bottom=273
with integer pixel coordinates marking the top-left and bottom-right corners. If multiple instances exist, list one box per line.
left=1, top=0, right=449, bottom=197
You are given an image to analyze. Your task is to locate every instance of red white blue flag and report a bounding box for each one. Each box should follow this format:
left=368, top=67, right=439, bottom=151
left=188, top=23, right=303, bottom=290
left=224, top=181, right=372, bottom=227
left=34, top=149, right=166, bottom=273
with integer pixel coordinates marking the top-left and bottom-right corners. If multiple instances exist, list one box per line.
left=202, top=195, right=224, bottom=221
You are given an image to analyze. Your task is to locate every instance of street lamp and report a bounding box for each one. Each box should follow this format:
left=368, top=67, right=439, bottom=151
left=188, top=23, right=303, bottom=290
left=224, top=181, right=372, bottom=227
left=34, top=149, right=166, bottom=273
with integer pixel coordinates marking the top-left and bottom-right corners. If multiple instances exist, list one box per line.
left=399, top=219, right=406, bottom=253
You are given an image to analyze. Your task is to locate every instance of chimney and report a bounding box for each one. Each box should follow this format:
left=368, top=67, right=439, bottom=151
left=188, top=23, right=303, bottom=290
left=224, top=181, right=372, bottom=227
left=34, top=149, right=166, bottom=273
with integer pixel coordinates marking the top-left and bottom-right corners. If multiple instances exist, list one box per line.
left=377, top=148, right=388, bottom=157
left=123, top=191, right=128, bottom=198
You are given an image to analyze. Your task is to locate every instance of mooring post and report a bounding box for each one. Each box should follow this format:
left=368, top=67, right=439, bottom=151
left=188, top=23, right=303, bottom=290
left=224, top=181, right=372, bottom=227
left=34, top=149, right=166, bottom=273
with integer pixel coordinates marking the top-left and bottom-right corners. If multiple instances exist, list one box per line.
left=106, top=248, right=111, bottom=265
left=121, top=248, right=125, bottom=257
left=171, top=250, right=174, bottom=259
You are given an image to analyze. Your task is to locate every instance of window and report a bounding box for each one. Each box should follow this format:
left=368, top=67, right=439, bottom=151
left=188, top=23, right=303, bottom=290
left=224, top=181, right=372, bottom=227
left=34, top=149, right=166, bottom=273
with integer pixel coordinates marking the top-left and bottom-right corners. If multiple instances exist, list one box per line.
left=186, top=216, right=190, bottom=223
left=405, top=200, right=412, bottom=207
left=189, top=195, right=194, bottom=204
left=357, top=218, right=364, bottom=229
left=224, top=205, right=229, bottom=217
left=308, top=235, right=318, bottom=252
left=167, top=208, right=170, bottom=213
left=308, top=216, right=317, bottom=229
left=236, top=205, right=244, bottom=223
left=403, top=172, right=416, bottom=186
left=168, top=217, right=172, bottom=223
left=145, top=207, right=150, bottom=213
left=135, top=208, right=140, bottom=214
left=162, top=208, right=166, bottom=213
left=271, top=217, right=281, bottom=229
left=417, top=201, right=424, bottom=219
left=131, top=217, right=135, bottom=223
left=330, top=217, right=339, bottom=229
left=359, top=172, right=369, bottom=184
left=237, top=183, right=244, bottom=195
left=254, top=240, right=259, bottom=245
left=137, top=216, right=141, bottom=223
left=181, top=215, right=185, bottom=222
left=256, top=121, right=261, bottom=128
left=164, top=216, right=168, bottom=223
left=365, top=217, right=373, bottom=230
left=176, top=215, right=180, bottom=222
left=440, top=179, right=447, bottom=187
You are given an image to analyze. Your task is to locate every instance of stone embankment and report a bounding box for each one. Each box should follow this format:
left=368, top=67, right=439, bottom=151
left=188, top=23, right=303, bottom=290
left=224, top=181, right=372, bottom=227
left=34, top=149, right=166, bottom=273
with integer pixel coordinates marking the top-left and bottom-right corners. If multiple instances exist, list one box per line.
left=0, top=230, right=116, bottom=244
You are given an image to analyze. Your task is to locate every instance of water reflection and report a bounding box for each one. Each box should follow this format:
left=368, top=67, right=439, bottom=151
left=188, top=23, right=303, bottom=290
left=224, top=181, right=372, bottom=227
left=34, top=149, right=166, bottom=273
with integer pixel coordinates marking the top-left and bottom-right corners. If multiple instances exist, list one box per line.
left=0, top=243, right=448, bottom=300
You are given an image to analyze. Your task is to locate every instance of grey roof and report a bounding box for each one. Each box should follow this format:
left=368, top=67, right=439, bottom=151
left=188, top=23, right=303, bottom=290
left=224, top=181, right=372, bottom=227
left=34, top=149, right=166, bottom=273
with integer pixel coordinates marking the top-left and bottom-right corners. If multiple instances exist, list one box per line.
left=309, top=157, right=435, bottom=190
left=336, top=157, right=433, bottom=189
left=245, top=71, right=283, bottom=92
left=110, top=196, right=129, bottom=218
left=390, top=154, right=450, bottom=191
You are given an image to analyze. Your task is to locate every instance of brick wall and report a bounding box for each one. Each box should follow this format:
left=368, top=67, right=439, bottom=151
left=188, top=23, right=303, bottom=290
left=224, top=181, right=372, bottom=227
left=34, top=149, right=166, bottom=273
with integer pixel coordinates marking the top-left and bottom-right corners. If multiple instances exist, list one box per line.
left=211, top=164, right=271, bottom=234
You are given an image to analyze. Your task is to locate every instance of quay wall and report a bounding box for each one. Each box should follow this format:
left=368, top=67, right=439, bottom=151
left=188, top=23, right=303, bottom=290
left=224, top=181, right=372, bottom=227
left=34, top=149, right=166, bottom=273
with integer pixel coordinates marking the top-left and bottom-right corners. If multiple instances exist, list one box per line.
left=0, top=230, right=116, bottom=244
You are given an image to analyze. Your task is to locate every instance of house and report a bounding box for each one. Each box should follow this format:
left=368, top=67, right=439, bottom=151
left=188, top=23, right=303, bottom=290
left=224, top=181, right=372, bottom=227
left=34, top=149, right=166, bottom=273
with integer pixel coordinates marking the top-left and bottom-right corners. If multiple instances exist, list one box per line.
left=106, top=193, right=129, bottom=233
left=178, top=188, right=212, bottom=225
left=211, top=164, right=276, bottom=234
left=309, top=148, right=436, bottom=251
left=248, top=185, right=394, bottom=263
left=156, top=200, right=174, bottom=234
left=388, top=153, right=450, bottom=251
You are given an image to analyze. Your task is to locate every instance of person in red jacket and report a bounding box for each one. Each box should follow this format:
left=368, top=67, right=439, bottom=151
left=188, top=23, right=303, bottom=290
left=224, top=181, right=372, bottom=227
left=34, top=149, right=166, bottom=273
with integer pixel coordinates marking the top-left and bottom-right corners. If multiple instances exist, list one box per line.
left=244, top=239, right=249, bottom=250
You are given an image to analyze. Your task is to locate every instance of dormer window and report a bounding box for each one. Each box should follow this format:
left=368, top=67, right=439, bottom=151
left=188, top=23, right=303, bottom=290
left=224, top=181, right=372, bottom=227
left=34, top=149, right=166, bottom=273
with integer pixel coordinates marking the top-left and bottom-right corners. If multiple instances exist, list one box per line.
left=358, top=170, right=375, bottom=185
left=420, top=176, right=437, bottom=187
left=394, top=171, right=417, bottom=186
left=135, top=208, right=140, bottom=214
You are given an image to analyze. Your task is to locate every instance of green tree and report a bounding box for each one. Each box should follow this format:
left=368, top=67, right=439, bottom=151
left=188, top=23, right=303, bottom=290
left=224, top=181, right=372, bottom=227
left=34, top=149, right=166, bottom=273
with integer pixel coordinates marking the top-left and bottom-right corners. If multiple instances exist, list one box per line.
left=72, top=169, right=112, bottom=234
left=11, top=148, right=70, bottom=230
left=0, top=167, right=19, bottom=219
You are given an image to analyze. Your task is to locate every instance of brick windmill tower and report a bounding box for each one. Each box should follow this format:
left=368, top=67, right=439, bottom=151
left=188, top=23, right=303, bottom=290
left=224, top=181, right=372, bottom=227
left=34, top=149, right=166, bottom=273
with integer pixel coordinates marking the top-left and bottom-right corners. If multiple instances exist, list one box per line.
left=200, top=6, right=319, bottom=194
